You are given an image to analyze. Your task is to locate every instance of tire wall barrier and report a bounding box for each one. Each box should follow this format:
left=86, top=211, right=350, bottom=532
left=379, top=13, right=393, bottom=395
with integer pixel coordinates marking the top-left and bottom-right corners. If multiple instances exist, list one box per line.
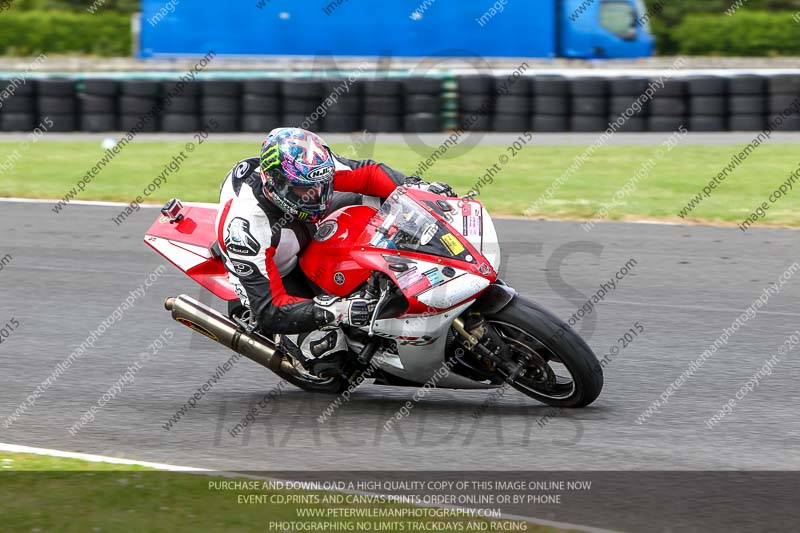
left=1, top=74, right=798, bottom=133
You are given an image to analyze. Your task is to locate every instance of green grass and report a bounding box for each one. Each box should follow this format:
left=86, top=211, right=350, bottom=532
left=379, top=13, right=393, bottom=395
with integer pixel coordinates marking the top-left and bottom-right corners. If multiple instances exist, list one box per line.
left=1, top=140, right=798, bottom=226
left=0, top=451, right=565, bottom=533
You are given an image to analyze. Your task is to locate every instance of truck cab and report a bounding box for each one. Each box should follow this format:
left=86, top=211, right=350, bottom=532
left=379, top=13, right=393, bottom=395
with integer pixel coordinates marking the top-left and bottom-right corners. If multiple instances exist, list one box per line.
left=560, top=0, right=655, bottom=58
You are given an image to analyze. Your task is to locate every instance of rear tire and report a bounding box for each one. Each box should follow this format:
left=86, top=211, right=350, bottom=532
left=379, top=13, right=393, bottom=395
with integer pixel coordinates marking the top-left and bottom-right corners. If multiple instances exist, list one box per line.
left=270, top=362, right=354, bottom=395
left=485, top=296, right=603, bottom=407
left=227, top=302, right=356, bottom=395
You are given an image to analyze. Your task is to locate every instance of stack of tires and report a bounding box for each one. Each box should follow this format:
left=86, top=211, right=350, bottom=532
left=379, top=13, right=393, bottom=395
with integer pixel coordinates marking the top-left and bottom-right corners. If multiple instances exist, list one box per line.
left=687, top=76, right=728, bottom=132
left=728, top=75, right=767, bottom=131
left=569, top=77, right=608, bottom=132
left=241, top=79, right=281, bottom=133
left=281, top=79, right=323, bottom=130
left=119, top=80, right=160, bottom=132
left=493, top=75, right=530, bottom=132
left=202, top=80, right=241, bottom=132
left=608, top=77, right=649, bottom=132
left=320, top=78, right=361, bottom=132
left=531, top=76, right=569, bottom=132
left=0, top=78, right=36, bottom=131
left=38, top=79, right=76, bottom=132
left=768, top=74, right=800, bottom=131
left=403, top=76, right=442, bottom=133
left=77, top=79, right=117, bottom=132
left=647, top=78, right=687, bottom=132
left=457, top=75, right=494, bottom=131
left=363, top=79, right=403, bottom=132
left=161, top=80, right=201, bottom=133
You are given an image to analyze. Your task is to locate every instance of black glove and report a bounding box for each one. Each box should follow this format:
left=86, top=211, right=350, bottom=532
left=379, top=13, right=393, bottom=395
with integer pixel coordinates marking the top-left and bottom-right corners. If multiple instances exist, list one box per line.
left=427, top=181, right=458, bottom=198
left=403, top=176, right=428, bottom=188
left=403, top=176, right=457, bottom=197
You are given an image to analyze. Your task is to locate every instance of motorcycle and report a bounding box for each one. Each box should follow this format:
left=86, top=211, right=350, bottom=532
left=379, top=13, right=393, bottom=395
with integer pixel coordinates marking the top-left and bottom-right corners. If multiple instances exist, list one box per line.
left=144, top=186, right=603, bottom=407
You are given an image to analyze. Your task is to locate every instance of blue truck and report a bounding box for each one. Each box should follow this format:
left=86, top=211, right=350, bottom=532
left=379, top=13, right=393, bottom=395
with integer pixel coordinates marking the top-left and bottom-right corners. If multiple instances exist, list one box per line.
left=140, top=0, right=654, bottom=59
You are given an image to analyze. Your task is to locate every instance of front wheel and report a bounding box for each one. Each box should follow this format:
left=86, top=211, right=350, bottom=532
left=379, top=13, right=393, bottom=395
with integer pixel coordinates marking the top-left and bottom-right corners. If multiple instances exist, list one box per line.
left=481, top=296, right=603, bottom=408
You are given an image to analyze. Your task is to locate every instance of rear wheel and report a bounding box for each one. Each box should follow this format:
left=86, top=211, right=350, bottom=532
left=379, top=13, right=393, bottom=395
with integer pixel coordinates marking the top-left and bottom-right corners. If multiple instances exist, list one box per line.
left=228, top=301, right=361, bottom=395
left=270, top=361, right=353, bottom=394
left=482, top=297, right=603, bottom=407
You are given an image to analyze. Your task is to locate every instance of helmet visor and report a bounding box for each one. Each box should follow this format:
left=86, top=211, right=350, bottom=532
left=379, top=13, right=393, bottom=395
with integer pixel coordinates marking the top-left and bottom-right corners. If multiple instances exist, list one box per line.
left=270, top=170, right=333, bottom=214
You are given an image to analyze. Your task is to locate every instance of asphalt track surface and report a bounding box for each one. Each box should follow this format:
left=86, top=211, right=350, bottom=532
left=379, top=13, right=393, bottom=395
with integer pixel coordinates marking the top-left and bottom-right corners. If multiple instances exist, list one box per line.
left=1, top=200, right=798, bottom=532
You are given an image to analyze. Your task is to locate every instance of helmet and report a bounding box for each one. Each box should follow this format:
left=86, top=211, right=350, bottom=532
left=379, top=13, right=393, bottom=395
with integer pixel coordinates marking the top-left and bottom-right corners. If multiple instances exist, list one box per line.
left=259, top=127, right=336, bottom=222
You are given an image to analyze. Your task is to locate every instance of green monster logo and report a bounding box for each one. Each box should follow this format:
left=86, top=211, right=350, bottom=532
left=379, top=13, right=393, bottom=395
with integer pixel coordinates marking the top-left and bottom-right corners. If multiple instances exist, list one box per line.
left=260, top=144, right=281, bottom=171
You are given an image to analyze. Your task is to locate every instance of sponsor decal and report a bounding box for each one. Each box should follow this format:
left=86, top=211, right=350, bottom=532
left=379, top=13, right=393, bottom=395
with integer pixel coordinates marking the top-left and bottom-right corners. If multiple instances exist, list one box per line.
left=461, top=203, right=483, bottom=237
left=314, top=220, right=338, bottom=242
left=224, top=218, right=260, bottom=256
left=440, top=233, right=465, bottom=256
left=423, top=267, right=444, bottom=287
left=396, top=266, right=432, bottom=294
left=176, top=317, right=219, bottom=341
left=396, top=266, right=422, bottom=289
left=231, top=260, right=255, bottom=277
left=397, top=335, right=436, bottom=346
left=308, top=165, right=334, bottom=180
left=420, top=223, right=438, bottom=246
left=233, top=161, right=251, bottom=179
left=464, top=216, right=482, bottom=237
left=261, top=145, right=281, bottom=171
left=373, top=237, right=396, bottom=249
left=333, top=271, right=346, bottom=285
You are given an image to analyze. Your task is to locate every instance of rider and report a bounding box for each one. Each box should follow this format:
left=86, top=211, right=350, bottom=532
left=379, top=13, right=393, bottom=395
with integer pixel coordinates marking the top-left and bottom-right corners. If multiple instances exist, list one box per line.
left=215, top=127, right=454, bottom=369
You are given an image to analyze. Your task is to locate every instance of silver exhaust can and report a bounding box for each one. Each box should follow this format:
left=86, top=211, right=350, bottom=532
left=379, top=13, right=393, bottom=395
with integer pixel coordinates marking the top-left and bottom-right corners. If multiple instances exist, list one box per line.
left=164, top=294, right=282, bottom=372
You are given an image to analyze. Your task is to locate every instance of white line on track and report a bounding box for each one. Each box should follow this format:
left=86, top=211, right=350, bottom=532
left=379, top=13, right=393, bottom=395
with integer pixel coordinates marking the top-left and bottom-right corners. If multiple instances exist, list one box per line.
left=0, top=442, right=206, bottom=471
left=0, top=441, right=621, bottom=533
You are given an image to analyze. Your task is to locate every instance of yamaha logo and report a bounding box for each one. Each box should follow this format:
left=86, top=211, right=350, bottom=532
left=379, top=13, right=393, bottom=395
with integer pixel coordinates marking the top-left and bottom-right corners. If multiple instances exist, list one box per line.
left=333, top=272, right=346, bottom=285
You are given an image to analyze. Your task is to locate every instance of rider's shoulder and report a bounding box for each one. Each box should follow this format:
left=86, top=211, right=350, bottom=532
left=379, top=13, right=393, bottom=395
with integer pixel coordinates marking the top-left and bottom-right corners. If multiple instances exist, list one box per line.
left=227, top=157, right=260, bottom=180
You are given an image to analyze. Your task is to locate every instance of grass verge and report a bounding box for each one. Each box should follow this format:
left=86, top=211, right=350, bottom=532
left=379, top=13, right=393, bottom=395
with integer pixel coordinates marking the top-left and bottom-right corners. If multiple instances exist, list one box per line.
left=1, top=140, right=797, bottom=227
left=0, top=451, right=568, bottom=533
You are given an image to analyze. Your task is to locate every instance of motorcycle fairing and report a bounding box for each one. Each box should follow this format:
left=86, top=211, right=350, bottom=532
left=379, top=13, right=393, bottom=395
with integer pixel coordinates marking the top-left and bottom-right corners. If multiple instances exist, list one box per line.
left=144, top=204, right=238, bottom=301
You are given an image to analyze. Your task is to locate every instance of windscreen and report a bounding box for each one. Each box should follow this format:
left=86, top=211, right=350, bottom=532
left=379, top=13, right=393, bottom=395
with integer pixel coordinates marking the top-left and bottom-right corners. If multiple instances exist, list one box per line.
left=360, top=190, right=472, bottom=261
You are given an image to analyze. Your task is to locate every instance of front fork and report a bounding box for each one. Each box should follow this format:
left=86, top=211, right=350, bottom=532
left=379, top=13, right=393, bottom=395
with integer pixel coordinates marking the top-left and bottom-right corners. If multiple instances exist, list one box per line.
left=452, top=317, right=507, bottom=373
left=452, top=316, right=533, bottom=382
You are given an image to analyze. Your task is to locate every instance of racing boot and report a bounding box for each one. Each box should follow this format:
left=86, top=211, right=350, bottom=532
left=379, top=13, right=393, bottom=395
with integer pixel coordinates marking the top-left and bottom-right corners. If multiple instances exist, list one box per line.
left=280, top=329, right=349, bottom=378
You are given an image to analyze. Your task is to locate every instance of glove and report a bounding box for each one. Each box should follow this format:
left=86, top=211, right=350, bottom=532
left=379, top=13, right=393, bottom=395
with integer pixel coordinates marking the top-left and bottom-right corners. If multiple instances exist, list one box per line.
left=313, top=293, right=377, bottom=329
left=427, top=181, right=458, bottom=198
left=403, top=176, right=457, bottom=198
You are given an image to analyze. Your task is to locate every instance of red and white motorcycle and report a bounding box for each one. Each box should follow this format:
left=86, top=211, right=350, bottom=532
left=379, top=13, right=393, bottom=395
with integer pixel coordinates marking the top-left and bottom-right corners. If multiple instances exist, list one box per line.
left=145, top=186, right=603, bottom=407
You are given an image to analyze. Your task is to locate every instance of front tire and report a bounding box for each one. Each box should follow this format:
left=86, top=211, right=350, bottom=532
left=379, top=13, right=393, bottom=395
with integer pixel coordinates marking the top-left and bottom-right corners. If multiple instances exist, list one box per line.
left=484, top=296, right=603, bottom=407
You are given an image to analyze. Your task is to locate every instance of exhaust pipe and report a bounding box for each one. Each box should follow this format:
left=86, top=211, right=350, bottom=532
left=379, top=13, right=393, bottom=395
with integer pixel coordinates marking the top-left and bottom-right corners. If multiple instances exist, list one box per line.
left=164, top=294, right=283, bottom=372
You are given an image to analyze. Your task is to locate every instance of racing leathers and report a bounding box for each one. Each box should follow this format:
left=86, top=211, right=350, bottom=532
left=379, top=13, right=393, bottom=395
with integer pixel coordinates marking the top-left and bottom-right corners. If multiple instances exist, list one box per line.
left=215, top=153, right=407, bottom=335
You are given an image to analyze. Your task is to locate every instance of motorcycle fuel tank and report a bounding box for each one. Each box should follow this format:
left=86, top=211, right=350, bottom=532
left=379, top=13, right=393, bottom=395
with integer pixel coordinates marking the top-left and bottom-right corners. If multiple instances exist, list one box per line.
left=299, top=205, right=377, bottom=297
